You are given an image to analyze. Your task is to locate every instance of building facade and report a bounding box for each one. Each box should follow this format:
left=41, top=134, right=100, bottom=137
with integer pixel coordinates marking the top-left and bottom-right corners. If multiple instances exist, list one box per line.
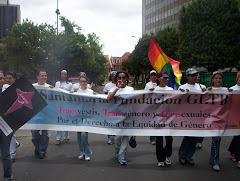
left=0, top=1, right=21, bottom=39
left=142, top=0, right=193, bottom=35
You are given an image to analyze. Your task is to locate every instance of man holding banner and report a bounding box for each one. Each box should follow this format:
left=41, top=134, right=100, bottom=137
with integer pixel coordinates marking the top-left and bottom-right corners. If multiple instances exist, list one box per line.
left=31, top=70, right=52, bottom=159
left=0, top=70, right=13, bottom=181
left=178, top=68, right=205, bottom=166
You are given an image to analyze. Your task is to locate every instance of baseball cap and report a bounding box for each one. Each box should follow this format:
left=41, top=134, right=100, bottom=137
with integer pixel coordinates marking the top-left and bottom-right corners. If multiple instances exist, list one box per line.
left=110, top=71, right=117, bottom=77
left=186, top=68, right=198, bottom=76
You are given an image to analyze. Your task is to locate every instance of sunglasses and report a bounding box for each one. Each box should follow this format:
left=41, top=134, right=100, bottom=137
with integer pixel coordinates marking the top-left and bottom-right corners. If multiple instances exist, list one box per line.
left=117, top=76, right=126, bottom=79
left=79, top=81, right=87, bottom=83
left=159, top=77, right=169, bottom=80
left=189, top=74, right=197, bottom=77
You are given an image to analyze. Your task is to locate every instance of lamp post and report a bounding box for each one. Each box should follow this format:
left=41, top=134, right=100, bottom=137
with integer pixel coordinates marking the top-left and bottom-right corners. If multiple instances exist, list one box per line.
left=55, top=0, right=60, bottom=35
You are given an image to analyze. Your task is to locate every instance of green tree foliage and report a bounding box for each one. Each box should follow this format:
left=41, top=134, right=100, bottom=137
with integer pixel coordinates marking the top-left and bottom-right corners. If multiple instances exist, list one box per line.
left=123, top=28, right=179, bottom=84
left=178, top=0, right=240, bottom=71
left=0, top=17, right=107, bottom=84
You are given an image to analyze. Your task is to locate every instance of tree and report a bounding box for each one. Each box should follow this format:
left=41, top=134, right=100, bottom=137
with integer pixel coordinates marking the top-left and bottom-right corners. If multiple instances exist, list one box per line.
left=178, top=0, right=240, bottom=71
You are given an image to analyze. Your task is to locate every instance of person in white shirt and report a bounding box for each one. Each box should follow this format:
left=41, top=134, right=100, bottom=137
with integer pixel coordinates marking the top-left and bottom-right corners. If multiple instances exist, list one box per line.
left=73, top=72, right=93, bottom=92
left=5, top=72, right=20, bottom=163
left=32, top=70, right=53, bottom=159
left=228, top=72, right=240, bottom=168
left=76, top=76, right=95, bottom=161
left=154, top=72, right=174, bottom=167
left=178, top=68, right=205, bottom=166
left=208, top=72, right=231, bottom=171
left=103, top=71, right=117, bottom=145
left=55, top=70, right=73, bottom=145
left=107, top=71, right=134, bottom=165
left=144, top=70, right=158, bottom=145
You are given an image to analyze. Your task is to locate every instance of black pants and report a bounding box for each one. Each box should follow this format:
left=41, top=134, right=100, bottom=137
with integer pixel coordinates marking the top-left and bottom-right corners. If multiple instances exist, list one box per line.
left=156, top=136, right=173, bottom=162
left=228, top=136, right=240, bottom=162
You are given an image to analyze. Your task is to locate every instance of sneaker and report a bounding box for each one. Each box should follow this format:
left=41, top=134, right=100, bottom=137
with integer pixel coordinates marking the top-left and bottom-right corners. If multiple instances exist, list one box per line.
left=55, top=140, right=61, bottom=145
left=186, top=160, right=194, bottom=166
left=179, top=157, right=186, bottom=165
left=213, top=164, right=220, bottom=171
left=196, top=142, right=202, bottom=149
left=108, top=140, right=114, bottom=145
left=62, top=139, right=69, bottom=143
left=85, top=156, right=91, bottom=161
left=237, top=161, right=240, bottom=168
left=151, top=141, right=156, bottom=145
left=118, top=159, right=127, bottom=165
left=230, top=153, right=236, bottom=161
left=78, top=155, right=84, bottom=160
left=158, top=162, right=164, bottom=167
left=165, top=157, right=171, bottom=165
left=38, top=153, right=45, bottom=159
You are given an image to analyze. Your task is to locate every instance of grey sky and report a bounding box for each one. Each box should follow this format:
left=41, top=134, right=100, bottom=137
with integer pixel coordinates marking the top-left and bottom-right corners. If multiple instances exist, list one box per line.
left=10, top=0, right=142, bottom=57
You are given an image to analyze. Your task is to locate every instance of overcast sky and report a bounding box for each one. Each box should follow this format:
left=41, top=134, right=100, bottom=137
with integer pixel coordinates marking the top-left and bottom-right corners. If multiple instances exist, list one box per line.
left=9, top=0, right=142, bottom=57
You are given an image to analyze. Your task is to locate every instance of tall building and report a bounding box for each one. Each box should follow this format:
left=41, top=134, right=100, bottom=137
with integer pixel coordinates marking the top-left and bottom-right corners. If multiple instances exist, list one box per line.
left=142, top=0, right=193, bottom=35
left=0, top=0, right=21, bottom=39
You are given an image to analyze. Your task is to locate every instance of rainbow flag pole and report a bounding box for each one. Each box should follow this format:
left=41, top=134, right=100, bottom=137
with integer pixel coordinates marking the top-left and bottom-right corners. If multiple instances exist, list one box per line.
left=148, top=34, right=182, bottom=89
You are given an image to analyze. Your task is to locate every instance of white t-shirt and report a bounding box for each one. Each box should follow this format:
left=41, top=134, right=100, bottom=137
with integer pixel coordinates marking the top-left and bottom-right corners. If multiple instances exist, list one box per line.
left=144, top=81, right=157, bottom=91
left=3, top=84, right=10, bottom=89
left=211, top=87, right=228, bottom=90
left=32, top=83, right=50, bottom=87
left=103, top=82, right=116, bottom=94
left=230, top=84, right=240, bottom=91
left=178, top=83, right=203, bottom=91
left=109, top=86, right=134, bottom=95
left=55, top=81, right=73, bottom=92
left=77, top=88, right=94, bottom=94
left=155, top=86, right=173, bottom=91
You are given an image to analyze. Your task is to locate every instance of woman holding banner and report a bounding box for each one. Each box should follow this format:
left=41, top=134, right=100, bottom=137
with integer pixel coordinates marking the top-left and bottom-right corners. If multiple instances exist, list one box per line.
left=55, top=70, right=73, bottom=145
left=228, top=72, right=240, bottom=168
left=208, top=72, right=232, bottom=171
left=154, top=72, right=173, bottom=167
left=76, top=76, right=96, bottom=161
left=107, top=71, right=134, bottom=165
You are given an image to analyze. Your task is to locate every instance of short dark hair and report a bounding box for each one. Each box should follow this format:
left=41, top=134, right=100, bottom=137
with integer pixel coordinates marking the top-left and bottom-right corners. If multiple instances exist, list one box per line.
left=6, top=72, right=17, bottom=79
left=114, top=71, right=130, bottom=83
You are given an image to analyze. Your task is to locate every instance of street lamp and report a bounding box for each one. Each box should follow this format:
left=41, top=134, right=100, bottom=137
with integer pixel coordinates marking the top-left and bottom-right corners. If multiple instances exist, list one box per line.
left=55, top=0, right=60, bottom=35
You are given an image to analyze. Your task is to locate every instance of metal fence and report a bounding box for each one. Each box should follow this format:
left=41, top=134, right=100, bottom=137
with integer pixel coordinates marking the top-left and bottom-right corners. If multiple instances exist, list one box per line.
left=181, top=72, right=238, bottom=88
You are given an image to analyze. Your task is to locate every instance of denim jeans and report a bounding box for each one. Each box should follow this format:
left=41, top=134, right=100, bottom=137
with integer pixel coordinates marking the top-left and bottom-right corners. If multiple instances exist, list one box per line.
left=31, top=130, right=49, bottom=154
left=56, top=131, right=69, bottom=141
left=108, top=135, right=115, bottom=141
left=115, top=136, right=129, bottom=161
left=10, top=133, right=19, bottom=159
left=77, top=132, right=92, bottom=156
left=228, top=135, right=240, bottom=162
left=156, top=136, right=173, bottom=162
left=210, top=136, right=221, bottom=165
left=178, top=136, right=197, bottom=161
left=0, top=130, right=13, bottom=180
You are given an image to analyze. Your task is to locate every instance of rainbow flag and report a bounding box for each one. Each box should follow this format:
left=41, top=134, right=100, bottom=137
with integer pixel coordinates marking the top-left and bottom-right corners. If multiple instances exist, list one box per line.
left=148, top=35, right=182, bottom=89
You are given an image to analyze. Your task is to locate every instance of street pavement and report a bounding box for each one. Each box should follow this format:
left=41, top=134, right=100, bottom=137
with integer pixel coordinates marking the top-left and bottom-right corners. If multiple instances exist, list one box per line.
left=1, top=132, right=240, bottom=181
left=1, top=85, right=240, bottom=181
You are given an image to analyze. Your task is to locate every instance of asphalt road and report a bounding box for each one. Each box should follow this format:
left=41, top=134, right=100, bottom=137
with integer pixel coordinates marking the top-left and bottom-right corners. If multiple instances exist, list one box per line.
left=0, top=131, right=240, bottom=181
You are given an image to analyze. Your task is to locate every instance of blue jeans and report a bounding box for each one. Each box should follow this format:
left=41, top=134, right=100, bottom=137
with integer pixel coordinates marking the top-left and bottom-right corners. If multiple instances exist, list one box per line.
left=115, top=136, right=129, bottom=161
left=178, top=136, right=197, bottom=161
left=56, top=131, right=69, bottom=141
left=210, top=136, right=221, bottom=165
left=10, top=133, right=19, bottom=159
left=0, top=130, right=13, bottom=180
left=77, top=132, right=92, bottom=156
left=31, top=130, right=49, bottom=154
